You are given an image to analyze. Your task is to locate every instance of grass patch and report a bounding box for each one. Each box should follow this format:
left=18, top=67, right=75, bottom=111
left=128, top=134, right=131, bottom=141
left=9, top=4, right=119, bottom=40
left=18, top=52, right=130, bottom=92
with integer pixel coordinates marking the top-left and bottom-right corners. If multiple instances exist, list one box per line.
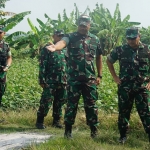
left=0, top=109, right=150, bottom=150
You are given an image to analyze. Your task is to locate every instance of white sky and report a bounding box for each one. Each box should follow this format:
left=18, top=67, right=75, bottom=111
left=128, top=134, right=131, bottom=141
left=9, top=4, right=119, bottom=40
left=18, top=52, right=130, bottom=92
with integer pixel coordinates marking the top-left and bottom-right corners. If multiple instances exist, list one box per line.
left=3, top=0, right=150, bottom=33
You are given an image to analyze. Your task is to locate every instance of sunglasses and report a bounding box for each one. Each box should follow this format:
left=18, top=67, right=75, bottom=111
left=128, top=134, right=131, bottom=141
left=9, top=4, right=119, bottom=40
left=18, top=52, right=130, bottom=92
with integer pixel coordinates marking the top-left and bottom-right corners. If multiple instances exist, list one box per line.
left=126, top=37, right=137, bottom=40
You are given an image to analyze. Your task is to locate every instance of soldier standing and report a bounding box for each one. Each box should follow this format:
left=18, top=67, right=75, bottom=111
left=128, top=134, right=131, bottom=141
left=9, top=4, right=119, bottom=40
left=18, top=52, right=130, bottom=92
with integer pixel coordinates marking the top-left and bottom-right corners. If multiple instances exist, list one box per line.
left=106, top=27, right=150, bottom=143
left=0, top=25, right=12, bottom=106
left=36, top=30, right=67, bottom=129
left=46, top=15, right=103, bottom=138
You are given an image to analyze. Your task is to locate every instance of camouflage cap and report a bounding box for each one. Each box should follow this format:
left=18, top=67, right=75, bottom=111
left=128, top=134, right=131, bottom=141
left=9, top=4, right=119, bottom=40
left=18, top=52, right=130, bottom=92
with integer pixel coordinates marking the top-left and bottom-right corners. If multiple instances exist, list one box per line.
left=0, top=25, right=5, bottom=32
left=126, top=27, right=139, bottom=38
left=78, top=15, right=91, bottom=27
left=54, top=29, right=64, bottom=36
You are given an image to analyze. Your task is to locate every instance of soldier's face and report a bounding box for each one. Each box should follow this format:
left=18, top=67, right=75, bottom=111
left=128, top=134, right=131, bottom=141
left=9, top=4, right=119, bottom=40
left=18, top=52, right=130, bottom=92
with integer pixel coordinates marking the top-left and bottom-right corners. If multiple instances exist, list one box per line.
left=127, top=35, right=140, bottom=49
left=0, top=32, right=5, bottom=40
left=53, top=34, right=63, bottom=43
left=78, top=24, right=90, bottom=35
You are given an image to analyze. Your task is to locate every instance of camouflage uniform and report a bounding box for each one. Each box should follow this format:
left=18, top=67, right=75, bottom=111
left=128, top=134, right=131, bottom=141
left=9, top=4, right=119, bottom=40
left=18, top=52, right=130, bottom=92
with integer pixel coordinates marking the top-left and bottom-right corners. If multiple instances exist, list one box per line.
left=62, top=31, right=102, bottom=126
left=107, top=27, right=150, bottom=141
left=36, top=30, right=68, bottom=129
left=0, top=39, right=11, bottom=105
left=37, top=46, right=67, bottom=117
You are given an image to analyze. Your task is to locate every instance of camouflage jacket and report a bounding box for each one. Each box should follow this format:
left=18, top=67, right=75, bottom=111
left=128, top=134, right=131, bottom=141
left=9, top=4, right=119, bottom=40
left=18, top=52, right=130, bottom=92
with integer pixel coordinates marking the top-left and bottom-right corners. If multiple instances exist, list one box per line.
left=107, top=42, right=150, bottom=82
left=0, top=40, right=11, bottom=73
left=62, top=32, right=102, bottom=83
left=39, top=44, right=67, bottom=84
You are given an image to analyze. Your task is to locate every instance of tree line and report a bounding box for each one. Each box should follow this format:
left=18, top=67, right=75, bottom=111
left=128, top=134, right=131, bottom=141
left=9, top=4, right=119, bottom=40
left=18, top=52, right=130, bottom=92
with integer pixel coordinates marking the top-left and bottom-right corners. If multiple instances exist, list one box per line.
left=1, top=1, right=150, bottom=58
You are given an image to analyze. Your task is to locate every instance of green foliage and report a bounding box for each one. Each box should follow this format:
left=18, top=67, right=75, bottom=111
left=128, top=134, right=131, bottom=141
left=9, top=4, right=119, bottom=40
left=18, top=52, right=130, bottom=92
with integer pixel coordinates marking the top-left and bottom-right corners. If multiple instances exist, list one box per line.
left=6, top=17, right=54, bottom=58
left=90, top=3, right=140, bottom=55
left=4, top=3, right=146, bottom=58
left=5, top=4, right=79, bottom=58
left=0, top=9, right=31, bottom=31
left=1, top=57, right=118, bottom=113
left=6, top=10, right=77, bottom=58
left=2, top=58, right=42, bottom=109
left=97, top=60, right=118, bottom=113
left=140, top=26, right=150, bottom=44
left=0, top=0, right=11, bottom=18
left=0, top=0, right=9, bottom=8
left=3, top=11, right=31, bottom=31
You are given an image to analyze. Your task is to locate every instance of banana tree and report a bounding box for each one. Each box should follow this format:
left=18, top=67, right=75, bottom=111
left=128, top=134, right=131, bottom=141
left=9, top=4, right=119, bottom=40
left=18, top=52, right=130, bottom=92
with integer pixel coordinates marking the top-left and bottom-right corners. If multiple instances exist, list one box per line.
left=7, top=7, right=78, bottom=58
left=2, top=11, right=31, bottom=32
left=90, top=3, right=141, bottom=55
left=5, top=17, right=53, bottom=58
left=0, top=0, right=31, bottom=33
left=140, top=26, right=150, bottom=45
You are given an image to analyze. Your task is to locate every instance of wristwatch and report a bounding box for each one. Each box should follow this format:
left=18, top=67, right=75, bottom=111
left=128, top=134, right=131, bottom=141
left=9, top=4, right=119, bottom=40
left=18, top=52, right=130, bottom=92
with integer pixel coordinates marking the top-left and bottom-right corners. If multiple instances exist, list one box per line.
left=6, top=65, right=10, bottom=68
left=97, top=75, right=102, bottom=79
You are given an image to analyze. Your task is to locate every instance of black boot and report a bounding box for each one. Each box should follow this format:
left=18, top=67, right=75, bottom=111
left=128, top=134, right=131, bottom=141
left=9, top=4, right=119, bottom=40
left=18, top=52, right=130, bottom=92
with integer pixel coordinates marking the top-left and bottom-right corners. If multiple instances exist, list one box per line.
left=52, top=117, right=63, bottom=128
left=0, top=95, right=2, bottom=107
left=35, top=116, right=46, bottom=129
left=148, top=133, right=150, bottom=143
left=90, top=125, right=98, bottom=138
left=64, top=124, right=72, bottom=139
left=118, top=130, right=127, bottom=144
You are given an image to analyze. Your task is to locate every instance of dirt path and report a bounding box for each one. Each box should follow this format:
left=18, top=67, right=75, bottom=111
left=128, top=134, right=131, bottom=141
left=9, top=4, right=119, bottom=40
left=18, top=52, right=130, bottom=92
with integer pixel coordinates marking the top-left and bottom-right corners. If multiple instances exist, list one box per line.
left=0, top=132, right=52, bottom=150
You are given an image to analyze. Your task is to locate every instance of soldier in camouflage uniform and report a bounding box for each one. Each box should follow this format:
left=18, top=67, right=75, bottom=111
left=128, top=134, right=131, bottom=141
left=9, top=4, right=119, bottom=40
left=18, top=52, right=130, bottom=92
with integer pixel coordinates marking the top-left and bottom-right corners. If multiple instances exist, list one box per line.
left=46, top=15, right=103, bottom=138
left=0, top=25, right=12, bottom=106
left=36, top=30, right=67, bottom=129
left=106, top=27, right=150, bottom=143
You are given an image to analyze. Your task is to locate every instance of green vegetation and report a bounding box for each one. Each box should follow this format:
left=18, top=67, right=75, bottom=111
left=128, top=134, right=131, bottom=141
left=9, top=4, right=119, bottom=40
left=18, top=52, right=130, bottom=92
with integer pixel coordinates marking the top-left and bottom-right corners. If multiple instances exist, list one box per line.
left=2, top=57, right=42, bottom=109
left=1, top=2, right=143, bottom=57
left=1, top=56, right=118, bottom=112
left=1, top=1, right=150, bottom=149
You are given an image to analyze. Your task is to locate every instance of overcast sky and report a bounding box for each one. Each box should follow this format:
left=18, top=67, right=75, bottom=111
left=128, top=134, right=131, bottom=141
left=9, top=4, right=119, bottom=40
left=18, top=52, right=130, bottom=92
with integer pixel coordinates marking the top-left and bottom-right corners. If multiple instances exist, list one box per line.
left=3, top=0, right=150, bottom=33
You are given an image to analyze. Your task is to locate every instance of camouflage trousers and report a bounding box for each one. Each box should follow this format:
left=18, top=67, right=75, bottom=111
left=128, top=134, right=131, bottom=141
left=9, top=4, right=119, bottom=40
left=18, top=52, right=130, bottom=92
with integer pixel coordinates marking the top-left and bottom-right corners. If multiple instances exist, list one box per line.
left=0, top=72, right=6, bottom=105
left=64, top=80, right=99, bottom=126
left=37, top=83, right=67, bottom=118
left=118, top=84, right=150, bottom=135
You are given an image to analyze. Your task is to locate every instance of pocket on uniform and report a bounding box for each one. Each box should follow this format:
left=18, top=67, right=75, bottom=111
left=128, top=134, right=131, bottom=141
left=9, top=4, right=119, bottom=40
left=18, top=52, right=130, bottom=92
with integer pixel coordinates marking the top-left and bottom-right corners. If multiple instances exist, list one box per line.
left=89, top=44, right=96, bottom=58
left=139, top=58, right=149, bottom=72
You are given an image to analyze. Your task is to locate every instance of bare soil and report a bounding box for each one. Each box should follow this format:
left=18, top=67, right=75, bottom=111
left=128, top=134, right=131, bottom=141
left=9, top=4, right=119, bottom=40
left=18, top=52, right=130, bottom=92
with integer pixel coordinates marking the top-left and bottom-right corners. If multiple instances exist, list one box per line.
left=0, top=132, right=52, bottom=150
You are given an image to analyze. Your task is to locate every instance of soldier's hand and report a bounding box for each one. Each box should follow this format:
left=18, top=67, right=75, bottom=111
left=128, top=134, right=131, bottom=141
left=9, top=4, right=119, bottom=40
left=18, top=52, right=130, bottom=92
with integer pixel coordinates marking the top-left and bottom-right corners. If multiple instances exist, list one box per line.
left=46, top=45, right=56, bottom=52
left=3, top=66, right=9, bottom=72
left=96, top=77, right=101, bottom=85
left=40, top=84, right=49, bottom=88
left=146, top=82, right=150, bottom=91
left=113, top=76, right=121, bottom=85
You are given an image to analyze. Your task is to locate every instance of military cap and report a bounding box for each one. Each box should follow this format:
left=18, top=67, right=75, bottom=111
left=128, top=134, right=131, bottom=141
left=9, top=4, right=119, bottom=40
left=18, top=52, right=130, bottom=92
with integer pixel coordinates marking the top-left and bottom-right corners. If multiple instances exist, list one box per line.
left=126, top=27, right=140, bottom=38
left=0, top=25, right=5, bottom=32
left=78, top=15, right=91, bottom=27
left=54, top=29, right=64, bottom=36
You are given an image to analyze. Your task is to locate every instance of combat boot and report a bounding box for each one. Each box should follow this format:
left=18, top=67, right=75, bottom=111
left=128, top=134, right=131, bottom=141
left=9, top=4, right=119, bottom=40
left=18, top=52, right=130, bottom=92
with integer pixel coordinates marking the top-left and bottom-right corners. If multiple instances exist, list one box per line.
left=64, top=124, right=72, bottom=139
left=0, top=95, right=2, bottom=107
left=118, top=136, right=127, bottom=144
left=90, top=125, right=98, bottom=138
left=148, top=133, right=150, bottom=143
left=52, top=117, right=63, bottom=128
left=118, top=130, right=127, bottom=144
left=35, top=116, right=46, bottom=129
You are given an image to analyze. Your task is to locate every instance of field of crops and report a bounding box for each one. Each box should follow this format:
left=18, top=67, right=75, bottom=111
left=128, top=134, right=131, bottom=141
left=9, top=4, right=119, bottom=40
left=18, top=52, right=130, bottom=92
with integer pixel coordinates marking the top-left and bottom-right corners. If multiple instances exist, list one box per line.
left=2, top=57, right=119, bottom=112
